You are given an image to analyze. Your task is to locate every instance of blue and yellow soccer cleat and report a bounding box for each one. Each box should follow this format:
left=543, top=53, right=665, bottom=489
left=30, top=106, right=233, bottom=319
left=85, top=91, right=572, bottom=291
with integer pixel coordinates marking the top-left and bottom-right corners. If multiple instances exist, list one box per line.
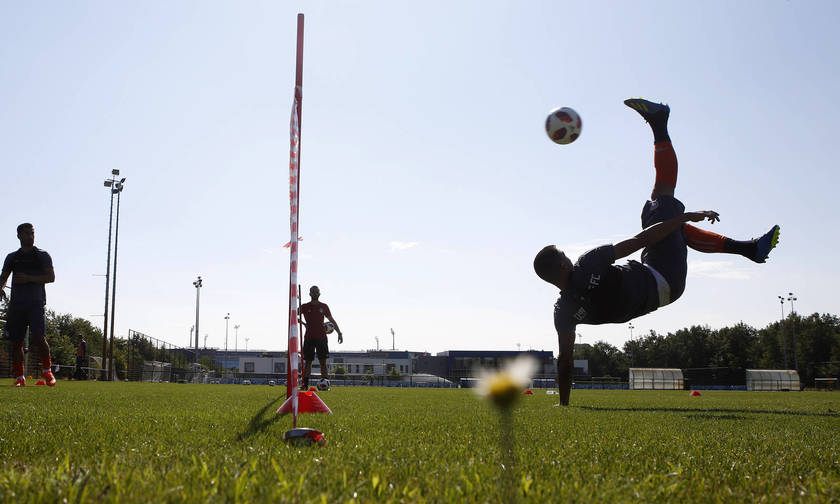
left=624, top=98, right=670, bottom=124
left=753, top=225, right=780, bottom=263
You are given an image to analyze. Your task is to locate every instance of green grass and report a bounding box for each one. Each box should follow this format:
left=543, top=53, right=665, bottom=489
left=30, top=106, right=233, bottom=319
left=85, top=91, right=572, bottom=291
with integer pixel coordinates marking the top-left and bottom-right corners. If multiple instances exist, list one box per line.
left=1, top=381, right=838, bottom=503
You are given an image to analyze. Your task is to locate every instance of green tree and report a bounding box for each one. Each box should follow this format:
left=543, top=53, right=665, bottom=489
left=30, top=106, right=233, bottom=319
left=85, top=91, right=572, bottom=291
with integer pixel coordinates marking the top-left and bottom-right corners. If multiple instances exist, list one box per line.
left=578, top=341, right=626, bottom=378
left=708, top=322, right=759, bottom=369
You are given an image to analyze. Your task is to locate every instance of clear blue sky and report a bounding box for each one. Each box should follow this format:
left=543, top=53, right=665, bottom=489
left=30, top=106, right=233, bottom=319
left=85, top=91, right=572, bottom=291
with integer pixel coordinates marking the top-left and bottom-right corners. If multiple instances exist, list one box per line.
left=2, top=1, right=838, bottom=356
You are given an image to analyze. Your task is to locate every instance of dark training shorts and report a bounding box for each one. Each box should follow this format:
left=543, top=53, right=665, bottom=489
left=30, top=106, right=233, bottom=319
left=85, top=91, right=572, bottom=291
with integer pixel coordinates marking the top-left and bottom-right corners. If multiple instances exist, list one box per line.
left=303, top=337, right=329, bottom=361
left=640, top=195, right=688, bottom=302
left=4, top=304, right=46, bottom=341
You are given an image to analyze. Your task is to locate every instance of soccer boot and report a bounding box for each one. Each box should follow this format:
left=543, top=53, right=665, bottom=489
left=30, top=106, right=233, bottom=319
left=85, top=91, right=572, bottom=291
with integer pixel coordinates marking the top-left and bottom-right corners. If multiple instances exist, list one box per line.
left=42, top=371, right=57, bottom=387
left=14, top=378, right=26, bottom=387
left=752, top=225, right=780, bottom=263
left=624, top=98, right=670, bottom=125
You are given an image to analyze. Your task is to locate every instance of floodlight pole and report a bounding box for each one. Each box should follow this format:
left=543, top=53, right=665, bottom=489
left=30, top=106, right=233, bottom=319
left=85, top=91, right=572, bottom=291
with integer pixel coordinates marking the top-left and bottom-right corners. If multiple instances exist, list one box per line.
left=108, top=177, right=125, bottom=381
left=787, top=293, right=798, bottom=370
left=101, top=169, right=119, bottom=380
left=628, top=323, right=635, bottom=340
left=777, top=295, right=788, bottom=369
left=234, top=324, right=240, bottom=352
left=225, top=313, right=230, bottom=377
left=193, top=276, right=202, bottom=363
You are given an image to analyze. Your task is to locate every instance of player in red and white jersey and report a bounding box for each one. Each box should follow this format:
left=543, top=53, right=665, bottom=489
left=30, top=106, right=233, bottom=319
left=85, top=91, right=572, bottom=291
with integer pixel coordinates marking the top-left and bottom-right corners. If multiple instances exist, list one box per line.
left=299, top=286, right=343, bottom=389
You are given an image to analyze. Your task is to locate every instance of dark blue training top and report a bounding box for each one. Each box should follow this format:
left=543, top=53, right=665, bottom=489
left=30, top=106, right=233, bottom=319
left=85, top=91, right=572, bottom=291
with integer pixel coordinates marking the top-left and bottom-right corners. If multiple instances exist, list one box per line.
left=2, top=247, right=53, bottom=307
left=554, top=245, right=660, bottom=331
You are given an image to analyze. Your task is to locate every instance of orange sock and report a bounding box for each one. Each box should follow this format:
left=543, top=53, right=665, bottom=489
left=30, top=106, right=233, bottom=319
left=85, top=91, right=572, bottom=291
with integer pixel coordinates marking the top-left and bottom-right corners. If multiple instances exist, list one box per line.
left=654, top=141, right=678, bottom=187
left=685, top=224, right=726, bottom=253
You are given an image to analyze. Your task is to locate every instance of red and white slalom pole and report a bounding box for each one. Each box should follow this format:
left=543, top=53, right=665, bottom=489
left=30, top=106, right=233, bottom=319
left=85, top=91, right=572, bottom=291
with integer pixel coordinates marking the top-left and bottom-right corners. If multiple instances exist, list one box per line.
left=282, top=13, right=305, bottom=427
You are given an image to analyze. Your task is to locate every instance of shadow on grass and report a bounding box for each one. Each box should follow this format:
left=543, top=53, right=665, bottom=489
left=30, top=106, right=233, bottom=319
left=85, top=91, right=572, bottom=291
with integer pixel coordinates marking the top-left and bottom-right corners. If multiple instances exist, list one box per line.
left=236, top=396, right=284, bottom=441
left=577, top=405, right=839, bottom=418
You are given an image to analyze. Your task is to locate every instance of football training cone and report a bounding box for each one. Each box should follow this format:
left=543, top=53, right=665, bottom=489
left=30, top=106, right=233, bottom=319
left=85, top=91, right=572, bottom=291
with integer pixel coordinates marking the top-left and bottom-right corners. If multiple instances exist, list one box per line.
left=36, top=380, right=46, bottom=386
left=690, top=390, right=702, bottom=397
left=277, top=389, right=333, bottom=415
left=522, top=389, right=534, bottom=395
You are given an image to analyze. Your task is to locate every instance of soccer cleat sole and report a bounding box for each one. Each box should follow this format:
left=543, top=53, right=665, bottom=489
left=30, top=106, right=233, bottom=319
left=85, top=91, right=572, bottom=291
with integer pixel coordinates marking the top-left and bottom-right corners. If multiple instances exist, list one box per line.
left=754, top=225, right=780, bottom=263
left=624, top=98, right=670, bottom=121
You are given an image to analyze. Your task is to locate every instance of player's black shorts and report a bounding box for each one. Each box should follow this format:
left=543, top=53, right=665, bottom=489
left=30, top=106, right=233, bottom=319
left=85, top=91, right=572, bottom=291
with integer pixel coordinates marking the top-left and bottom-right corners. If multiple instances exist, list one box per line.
left=4, top=304, right=46, bottom=341
left=303, top=337, right=329, bottom=361
left=640, top=195, right=687, bottom=303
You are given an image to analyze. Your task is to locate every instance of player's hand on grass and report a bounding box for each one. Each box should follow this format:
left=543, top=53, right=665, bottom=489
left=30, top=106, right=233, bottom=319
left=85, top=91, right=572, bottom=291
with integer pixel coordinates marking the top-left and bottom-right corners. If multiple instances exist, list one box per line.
left=685, top=210, right=720, bottom=224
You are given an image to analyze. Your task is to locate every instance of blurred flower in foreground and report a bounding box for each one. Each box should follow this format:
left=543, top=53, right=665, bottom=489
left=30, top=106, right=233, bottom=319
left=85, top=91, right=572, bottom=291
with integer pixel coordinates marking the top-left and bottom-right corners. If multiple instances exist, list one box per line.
left=475, top=355, right=538, bottom=409
left=475, top=355, right=537, bottom=503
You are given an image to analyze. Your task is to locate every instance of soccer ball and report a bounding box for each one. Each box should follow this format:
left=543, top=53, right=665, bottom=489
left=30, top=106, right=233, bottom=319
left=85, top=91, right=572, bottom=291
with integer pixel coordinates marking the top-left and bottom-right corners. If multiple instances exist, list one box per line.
left=545, top=107, right=582, bottom=145
left=317, top=378, right=331, bottom=391
left=324, top=322, right=335, bottom=334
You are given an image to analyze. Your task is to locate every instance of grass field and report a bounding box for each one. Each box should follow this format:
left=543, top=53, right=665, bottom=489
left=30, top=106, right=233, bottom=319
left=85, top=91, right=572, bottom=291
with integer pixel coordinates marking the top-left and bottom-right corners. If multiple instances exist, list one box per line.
left=1, top=381, right=838, bottom=503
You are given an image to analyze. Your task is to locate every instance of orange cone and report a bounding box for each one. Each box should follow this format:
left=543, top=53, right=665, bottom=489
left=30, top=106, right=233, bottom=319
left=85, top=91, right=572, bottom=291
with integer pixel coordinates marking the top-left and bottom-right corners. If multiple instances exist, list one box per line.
left=690, top=390, right=701, bottom=397
left=277, top=389, right=333, bottom=415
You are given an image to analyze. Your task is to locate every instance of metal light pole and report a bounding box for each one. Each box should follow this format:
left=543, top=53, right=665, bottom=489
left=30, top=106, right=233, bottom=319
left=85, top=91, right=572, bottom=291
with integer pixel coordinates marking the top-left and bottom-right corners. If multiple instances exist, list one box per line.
left=777, top=295, right=788, bottom=368
left=628, top=323, right=635, bottom=340
left=787, top=292, right=798, bottom=370
left=107, top=177, right=126, bottom=381
left=101, top=169, right=119, bottom=380
left=224, top=313, right=230, bottom=377
left=193, top=276, right=202, bottom=363
left=234, top=324, right=240, bottom=352
left=245, top=337, right=249, bottom=351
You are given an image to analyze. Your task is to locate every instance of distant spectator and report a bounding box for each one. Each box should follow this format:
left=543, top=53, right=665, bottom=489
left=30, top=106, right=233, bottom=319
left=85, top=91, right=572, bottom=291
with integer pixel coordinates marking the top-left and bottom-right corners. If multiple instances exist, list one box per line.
left=74, top=334, right=87, bottom=380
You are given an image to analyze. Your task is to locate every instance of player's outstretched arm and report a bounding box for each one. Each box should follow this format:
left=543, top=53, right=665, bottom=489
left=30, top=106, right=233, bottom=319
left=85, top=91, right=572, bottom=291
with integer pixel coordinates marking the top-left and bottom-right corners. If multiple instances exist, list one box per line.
left=614, top=211, right=719, bottom=260
left=556, top=329, right=575, bottom=405
left=0, top=270, right=9, bottom=302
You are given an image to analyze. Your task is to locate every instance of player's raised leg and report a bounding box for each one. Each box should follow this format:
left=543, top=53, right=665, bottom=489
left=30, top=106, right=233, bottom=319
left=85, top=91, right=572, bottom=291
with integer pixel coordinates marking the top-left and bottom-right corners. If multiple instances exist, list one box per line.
left=625, top=98, right=675, bottom=199
left=684, top=224, right=780, bottom=263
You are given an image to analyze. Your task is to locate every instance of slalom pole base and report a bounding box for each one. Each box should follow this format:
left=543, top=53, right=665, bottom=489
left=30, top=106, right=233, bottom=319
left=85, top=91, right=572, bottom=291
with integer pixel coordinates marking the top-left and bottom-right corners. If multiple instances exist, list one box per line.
left=283, top=427, right=326, bottom=447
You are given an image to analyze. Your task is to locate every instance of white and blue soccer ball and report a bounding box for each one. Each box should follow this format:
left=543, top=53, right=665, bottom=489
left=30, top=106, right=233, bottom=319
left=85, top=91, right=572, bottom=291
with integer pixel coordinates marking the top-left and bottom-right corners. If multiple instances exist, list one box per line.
left=324, top=322, right=335, bottom=334
left=317, top=378, right=331, bottom=391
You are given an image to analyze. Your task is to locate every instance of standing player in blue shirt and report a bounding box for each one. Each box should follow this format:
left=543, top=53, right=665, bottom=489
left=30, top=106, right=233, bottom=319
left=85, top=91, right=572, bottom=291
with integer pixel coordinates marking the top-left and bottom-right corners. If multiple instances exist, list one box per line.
left=1, top=223, right=57, bottom=386
left=534, top=99, right=780, bottom=405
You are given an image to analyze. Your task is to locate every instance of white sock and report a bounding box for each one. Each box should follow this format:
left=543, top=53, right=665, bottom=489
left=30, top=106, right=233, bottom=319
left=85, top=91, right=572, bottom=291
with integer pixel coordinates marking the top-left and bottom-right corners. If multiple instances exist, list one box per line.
left=17, top=376, right=25, bottom=380
left=42, top=369, right=51, bottom=374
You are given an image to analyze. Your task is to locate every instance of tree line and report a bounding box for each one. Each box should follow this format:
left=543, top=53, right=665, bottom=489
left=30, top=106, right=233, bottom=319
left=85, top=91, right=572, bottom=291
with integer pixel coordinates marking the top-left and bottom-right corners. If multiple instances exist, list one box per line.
left=3, top=304, right=839, bottom=385
left=575, top=313, right=840, bottom=385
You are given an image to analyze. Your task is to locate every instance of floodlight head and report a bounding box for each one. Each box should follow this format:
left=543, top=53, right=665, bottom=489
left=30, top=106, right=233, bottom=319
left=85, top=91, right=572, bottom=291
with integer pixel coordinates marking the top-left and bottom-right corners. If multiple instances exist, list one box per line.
left=120, top=178, right=126, bottom=183
left=104, top=180, right=113, bottom=187
left=112, top=169, right=120, bottom=176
